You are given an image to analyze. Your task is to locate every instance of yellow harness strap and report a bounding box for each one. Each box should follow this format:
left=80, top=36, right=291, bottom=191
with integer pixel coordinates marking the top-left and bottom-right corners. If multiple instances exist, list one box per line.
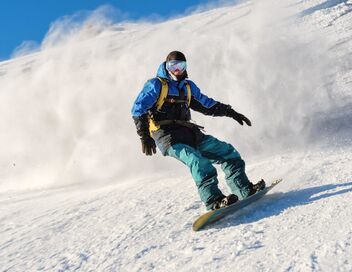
left=186, top=83, right=191, bottom=105
left=156, top=77, right=169, bottom=110
left=149, top=77, right=191, bottom=134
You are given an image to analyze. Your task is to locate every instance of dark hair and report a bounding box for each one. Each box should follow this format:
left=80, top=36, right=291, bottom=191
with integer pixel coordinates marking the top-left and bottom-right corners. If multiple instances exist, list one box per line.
left=166, top=51, right=186, bottom=62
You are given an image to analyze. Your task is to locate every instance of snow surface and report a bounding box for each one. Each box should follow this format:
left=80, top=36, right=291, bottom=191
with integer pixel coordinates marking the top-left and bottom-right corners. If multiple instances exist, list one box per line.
left=0, top=0, right=351, bottom=271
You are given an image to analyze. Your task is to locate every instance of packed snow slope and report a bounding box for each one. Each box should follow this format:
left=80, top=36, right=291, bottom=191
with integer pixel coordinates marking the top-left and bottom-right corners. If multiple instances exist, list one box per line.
left=0, top=0, right=351, bottom=271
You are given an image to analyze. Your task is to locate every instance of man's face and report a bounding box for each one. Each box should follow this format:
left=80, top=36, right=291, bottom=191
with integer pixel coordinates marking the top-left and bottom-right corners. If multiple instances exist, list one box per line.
left=166, top=60, right=187, bottom=77
left=171, top=69, right=184, bottom=76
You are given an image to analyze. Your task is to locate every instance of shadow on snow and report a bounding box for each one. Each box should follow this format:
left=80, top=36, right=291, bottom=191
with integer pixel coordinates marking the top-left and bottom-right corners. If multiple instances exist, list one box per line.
left=299, top=0, right=351, bottom=17
left=210, top=181, right=352, bottom=230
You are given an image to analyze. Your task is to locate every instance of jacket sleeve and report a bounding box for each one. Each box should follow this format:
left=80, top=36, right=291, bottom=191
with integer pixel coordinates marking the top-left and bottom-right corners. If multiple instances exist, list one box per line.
left=131, top=78, right=161, bottom=117
left=131, top=78, right=161, bottom=139
left=188, top=80, right=232, bottom=117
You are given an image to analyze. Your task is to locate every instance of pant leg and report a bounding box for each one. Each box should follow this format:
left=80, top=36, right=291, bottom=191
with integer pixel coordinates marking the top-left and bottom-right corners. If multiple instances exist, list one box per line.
left=166, top=143, right=224, bottom=209
left=198, top=135, right=252, bottom=199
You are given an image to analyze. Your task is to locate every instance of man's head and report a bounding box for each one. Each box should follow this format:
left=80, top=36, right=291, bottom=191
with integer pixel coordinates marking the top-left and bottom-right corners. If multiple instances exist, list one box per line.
left=165, top=51, right=187, bottom=81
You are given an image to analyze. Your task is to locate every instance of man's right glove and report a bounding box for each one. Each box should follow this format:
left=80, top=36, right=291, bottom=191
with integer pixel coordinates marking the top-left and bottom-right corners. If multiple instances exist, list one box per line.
left=133, top=114, right=157, bottom=156
left=141, top=136, right=157, bottom=156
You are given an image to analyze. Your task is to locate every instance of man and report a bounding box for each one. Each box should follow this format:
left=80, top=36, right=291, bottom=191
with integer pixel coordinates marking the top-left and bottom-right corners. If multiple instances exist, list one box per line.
left=131, top=51, right=265, bottom=210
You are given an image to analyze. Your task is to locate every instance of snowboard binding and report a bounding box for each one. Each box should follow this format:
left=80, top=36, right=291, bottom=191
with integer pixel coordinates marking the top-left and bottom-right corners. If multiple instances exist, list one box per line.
left=211, top=194, right=239, bottom=210
left=249, top=179, right=266, bottom=196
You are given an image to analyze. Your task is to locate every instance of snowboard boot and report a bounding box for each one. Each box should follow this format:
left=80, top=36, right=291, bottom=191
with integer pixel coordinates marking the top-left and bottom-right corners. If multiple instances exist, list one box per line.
left=248, top=179, right=266, bottom=196
left=211, top=194, right=239, bottom=210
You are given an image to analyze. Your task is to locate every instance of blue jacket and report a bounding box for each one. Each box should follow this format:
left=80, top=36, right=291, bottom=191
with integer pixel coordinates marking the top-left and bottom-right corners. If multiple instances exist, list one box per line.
left=131, top=62, right=218, bottom=117
left=132, top=62, right=230, bottom=154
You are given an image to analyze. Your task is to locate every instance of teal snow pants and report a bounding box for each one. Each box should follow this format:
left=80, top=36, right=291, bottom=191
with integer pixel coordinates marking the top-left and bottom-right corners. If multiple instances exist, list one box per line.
left=166, top=134, right=252, bottom=209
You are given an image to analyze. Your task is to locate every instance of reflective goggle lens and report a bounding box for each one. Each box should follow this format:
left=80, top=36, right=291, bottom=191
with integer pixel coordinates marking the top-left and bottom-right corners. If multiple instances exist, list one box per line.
left=166, top=60, right=187, bottom=73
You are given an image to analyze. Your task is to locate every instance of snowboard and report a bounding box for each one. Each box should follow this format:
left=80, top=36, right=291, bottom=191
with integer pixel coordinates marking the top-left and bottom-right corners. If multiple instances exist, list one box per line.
left=192, top=179, right=283, bottom=231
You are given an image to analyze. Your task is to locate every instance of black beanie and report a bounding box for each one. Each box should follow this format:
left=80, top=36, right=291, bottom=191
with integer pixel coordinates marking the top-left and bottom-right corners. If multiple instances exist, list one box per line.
left=166, top=51, right=186, bottom=62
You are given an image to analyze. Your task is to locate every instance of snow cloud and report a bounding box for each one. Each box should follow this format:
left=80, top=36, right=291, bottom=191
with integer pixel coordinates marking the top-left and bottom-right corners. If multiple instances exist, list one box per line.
left=0, top=0, right=341, bottom=191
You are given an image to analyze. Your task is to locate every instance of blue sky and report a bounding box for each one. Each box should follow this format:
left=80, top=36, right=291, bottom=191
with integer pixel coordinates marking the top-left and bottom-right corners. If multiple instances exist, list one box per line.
left=0, top=0, right=222, bottom=61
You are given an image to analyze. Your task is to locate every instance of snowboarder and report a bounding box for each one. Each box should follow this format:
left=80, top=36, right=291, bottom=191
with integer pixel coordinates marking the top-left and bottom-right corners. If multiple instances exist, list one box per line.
left=131, top=51, right=265, bottom=210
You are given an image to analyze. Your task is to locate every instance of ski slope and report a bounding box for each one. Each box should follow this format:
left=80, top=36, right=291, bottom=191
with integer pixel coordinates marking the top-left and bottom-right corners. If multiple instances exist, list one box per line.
left=1, top=0, right=352, bottom=271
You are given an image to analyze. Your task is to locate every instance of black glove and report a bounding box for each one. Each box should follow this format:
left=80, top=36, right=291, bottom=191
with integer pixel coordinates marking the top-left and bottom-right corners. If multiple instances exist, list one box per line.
left=133, top=114, right=157, bottom=156
left=141, top=136, right=157, bottom=156
left=208, top=103, right=252, bottom=126
left=210, top=103, right=251, bottom=126
left=229, top=110, right=251, bottom=126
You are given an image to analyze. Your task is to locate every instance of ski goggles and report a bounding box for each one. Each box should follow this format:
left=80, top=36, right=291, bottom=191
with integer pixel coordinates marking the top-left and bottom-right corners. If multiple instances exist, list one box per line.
left=166, top=60, right=187, bottom=73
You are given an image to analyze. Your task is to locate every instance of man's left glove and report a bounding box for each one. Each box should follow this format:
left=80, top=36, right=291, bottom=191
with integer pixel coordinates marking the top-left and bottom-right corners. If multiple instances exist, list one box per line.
left=141, top=136, right=157, bottom=156
left=227, top=110, right=252, bottom=126
left=214, top=103, right=252, bottom=126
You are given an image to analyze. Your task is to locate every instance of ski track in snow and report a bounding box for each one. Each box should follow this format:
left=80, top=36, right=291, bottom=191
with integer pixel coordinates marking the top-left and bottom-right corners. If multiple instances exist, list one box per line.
left=1, top=0, right=352, bottom=271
